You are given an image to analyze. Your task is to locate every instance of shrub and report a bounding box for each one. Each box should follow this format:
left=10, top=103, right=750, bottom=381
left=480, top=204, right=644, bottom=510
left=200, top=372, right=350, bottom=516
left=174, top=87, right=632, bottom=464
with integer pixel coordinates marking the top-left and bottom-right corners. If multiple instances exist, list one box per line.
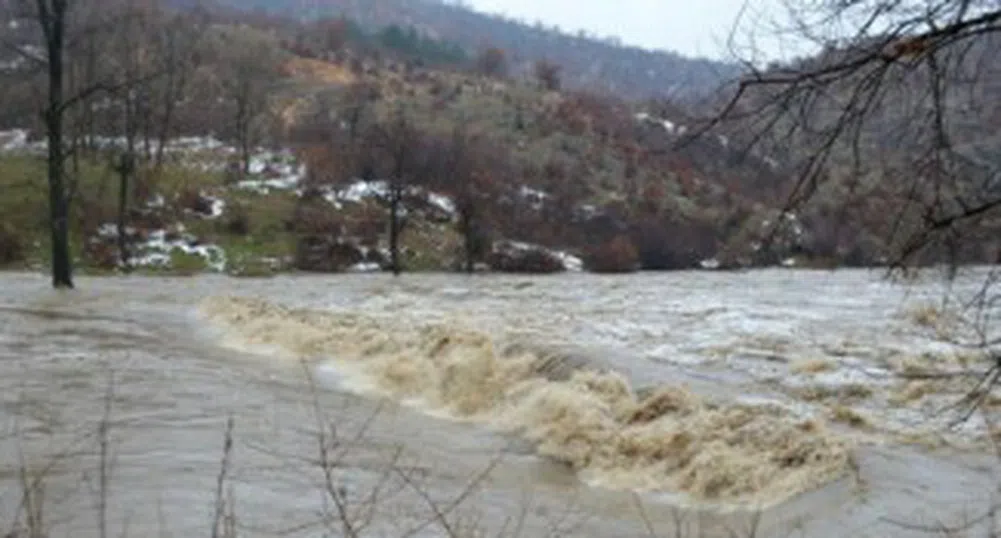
left=176, top=187, right=214, bottom=216
left=486, top=241, right=564, bottom=273
left=0, top=223, right=25, bottom=265
left=583, top=235, right=639, bottom=273
left=224, top=203, right=250, bottom=235
left=294, top=236, right=365, bottom=272
left=631, top=217, right=717, bottom=270
left=169, top=250, right=208, bottom=275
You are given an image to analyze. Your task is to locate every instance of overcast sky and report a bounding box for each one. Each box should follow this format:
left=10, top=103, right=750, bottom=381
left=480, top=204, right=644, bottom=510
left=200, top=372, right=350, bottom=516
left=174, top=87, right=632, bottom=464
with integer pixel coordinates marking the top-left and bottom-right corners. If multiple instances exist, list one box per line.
left=462, top=0, right=807, bottom=61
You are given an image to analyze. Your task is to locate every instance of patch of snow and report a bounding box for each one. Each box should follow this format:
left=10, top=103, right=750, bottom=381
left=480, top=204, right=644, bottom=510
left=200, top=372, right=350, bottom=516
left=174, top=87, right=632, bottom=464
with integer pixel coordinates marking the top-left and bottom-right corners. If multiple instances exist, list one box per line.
left=427, top=192, right=456, bottom=215
left=96, top=223, right=117, bottom=239
left=207, top=196, right=225, bottom=219
left=574, top=204, right=600, bottom=221
left=123, top=226, right=227, bottom=272
left=696, top=258, right=720, bottom=270
left=147, top=193, right=166, bottom=209
left=555, top=251, right=583, bottom=272
left=497, top=240, right=581, bottom=272
left=337, top=180, right=389, bottom=202
left=236, top=175, right=302, bottom=194
left=348, top=262, right=382, bottom=273
left=519, top=185, right=549, bottom=210
left=781, top=257, right=797, bottom=268
left=0, top=129, right=29, bottom=151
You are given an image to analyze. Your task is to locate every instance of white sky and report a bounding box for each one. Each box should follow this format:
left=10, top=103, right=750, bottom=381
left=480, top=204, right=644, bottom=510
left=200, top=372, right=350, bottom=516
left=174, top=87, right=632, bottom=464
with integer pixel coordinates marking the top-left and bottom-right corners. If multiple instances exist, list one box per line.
left=461, top=0, right=812, bottom=61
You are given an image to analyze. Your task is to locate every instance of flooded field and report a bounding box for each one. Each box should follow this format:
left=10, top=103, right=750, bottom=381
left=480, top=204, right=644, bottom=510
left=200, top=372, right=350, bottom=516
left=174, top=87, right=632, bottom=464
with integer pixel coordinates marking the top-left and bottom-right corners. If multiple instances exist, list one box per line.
left=1, top=269, right=1000, bottom=537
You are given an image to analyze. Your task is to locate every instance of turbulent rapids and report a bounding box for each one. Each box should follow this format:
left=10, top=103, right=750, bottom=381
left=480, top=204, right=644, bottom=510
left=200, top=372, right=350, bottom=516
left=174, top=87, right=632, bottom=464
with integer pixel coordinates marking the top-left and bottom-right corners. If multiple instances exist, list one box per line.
left=199, top=295, right=853, bottom=506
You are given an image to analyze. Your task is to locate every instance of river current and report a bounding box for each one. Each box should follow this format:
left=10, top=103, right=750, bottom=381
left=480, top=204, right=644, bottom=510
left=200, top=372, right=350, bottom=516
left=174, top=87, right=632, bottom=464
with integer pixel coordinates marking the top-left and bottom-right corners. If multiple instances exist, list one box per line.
left=1, top=269, right=999, bottom=537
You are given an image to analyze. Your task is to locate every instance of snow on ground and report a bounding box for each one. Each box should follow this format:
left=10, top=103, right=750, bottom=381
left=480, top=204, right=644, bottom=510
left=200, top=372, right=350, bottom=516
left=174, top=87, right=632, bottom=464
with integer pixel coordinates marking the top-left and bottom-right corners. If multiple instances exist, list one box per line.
left=337, top=180, right=389, bottom=202
left=633, top=112, right=687, bottom=136
left=206, top=196, right=225, bottom=219
left=133, top=228, right=227, bottom=272
left=0, top=129, right=27, bottom=151
left=348, top=262, right=382, bottom=273
left=0, top=131, right=238, bottom=156
left=498, top=240, right=582, bottom=272
left=699, top=258, right=721, bottom=270
left=95, top=222, right=226, bottom=272
left=236, top=174, right=302, bottom=194
left=427, top=193, right=456, bottom=215
left=235, top=150, right=307, bottom=194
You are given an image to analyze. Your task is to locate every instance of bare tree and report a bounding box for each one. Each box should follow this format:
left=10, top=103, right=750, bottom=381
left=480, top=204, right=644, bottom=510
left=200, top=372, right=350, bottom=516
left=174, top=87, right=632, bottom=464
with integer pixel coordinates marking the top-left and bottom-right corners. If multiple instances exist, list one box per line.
left=534, top=59, right=562, bottom=91
left=30, top=0, right=74, bottom=288
left=361, top=107, right=431, bottom=276
left=699, top=0, right=1001, bottom=264
left=430, top=125, right=502, bottom=273
left=0, top=0, right=168, bottom=286
left=695, top=0, right=1001, bottom=405
left=215, top=25, right=284, bottom=176
left=150, top=9, right=208, bottom=173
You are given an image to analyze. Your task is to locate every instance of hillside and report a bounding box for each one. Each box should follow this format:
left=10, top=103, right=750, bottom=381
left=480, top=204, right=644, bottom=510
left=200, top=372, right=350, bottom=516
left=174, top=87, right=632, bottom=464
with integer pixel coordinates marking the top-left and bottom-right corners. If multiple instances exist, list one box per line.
left=196, top=0, right=740, bottom=102
left=0, top=0, right=806, bottom=277
left=702, top=30, right=1001, bottom=267
left=5, top=0, right=984, bottom=278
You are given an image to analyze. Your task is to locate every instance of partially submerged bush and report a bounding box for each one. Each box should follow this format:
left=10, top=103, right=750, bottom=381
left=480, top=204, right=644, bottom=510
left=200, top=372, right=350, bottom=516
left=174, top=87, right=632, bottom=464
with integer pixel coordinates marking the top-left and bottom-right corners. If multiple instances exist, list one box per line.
left=294, top=236, right=365, bottom=272
left=0, top=222, right=25, bottom=265
left=583, top=235, right=639, bottom=273
left=487, top=240, right=565, bottom=273
left=169, top=250, right=208, bottom=275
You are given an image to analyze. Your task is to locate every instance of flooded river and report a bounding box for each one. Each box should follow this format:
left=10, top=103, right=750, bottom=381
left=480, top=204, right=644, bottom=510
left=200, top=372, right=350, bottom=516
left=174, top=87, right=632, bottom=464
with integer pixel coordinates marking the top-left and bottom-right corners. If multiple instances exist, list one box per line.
left=1, top=269, right=1000, bottom=537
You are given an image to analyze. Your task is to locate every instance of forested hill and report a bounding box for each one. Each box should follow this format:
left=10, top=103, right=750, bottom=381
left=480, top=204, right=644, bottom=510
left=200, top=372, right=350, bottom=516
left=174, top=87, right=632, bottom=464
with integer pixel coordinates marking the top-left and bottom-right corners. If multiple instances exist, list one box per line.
left=198, top=0, right=740, bottom=101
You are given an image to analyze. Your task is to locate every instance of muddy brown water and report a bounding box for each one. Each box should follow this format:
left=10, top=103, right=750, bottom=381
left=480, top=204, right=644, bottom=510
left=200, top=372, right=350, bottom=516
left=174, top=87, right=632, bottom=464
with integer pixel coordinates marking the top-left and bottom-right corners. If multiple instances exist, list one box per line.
left=1, top=269, right=999, bottom=537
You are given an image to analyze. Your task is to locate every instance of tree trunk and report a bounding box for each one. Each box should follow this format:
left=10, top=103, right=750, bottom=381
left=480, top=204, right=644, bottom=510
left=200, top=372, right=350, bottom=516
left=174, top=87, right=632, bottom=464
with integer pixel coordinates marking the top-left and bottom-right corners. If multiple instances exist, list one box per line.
left=45, top=3, right=73, bottom=289
left=389, top=193, right=400, bottom=276
left=236, top=87, right=252, bottom=177
left=116, top=154, right=131, bottom=271
left=460, top=210, right=474, bottom=274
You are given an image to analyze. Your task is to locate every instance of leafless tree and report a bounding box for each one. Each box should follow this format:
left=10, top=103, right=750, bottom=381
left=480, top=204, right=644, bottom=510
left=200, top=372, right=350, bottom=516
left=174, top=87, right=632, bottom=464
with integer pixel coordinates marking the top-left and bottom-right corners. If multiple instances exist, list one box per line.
left=694, top=0, right=1001, bottom=409
left=0, top=0, right=173, bottom=286
left=7, top=0, right=79, bottom=288
left=149, top=8, right=208, bottom=173
left=215, top=25, right=284, bottom=176
left=361, top=107, right=432, bottom=275
left=429, top=125, right=503, bottom=273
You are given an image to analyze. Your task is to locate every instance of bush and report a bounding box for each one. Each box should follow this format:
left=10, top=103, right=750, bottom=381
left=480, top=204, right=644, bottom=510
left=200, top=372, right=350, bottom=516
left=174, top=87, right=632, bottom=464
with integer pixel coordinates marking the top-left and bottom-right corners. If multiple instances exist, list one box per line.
left=0, top=223, right=25, bottom=265
left=176, top=187, right=214, bottom=216
left=583, top=235, right=639, bottom=273
left=486, top=241, right=565, bottom=273
left=631, top=217, right=717, bottom=270
left=224, top=204, right=250, bottom=235
left=294, top=236, right=365, bottom=272
left=169, top=250, right=208, bottom=276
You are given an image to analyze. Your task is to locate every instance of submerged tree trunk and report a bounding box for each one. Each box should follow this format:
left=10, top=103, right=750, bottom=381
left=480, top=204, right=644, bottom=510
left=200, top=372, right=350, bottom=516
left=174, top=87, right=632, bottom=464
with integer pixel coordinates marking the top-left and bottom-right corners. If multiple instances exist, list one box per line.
left=42, top=0, right=73, bottom=289
left=389, top=191, right=401, bottom=276
left=459, top=209, right=474, bottom=274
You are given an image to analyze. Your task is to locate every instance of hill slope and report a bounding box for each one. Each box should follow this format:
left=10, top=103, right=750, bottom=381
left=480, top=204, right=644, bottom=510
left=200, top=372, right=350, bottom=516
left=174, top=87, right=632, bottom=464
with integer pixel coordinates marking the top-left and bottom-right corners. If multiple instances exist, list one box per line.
left=199, top=0, right=740, bottom=101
